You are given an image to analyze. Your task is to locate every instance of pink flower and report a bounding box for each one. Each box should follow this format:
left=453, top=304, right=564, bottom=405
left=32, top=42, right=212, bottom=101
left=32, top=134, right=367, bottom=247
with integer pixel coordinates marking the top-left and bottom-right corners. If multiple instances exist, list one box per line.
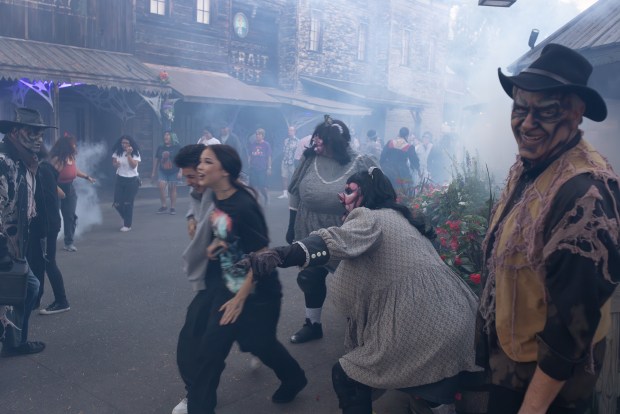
left=455, top=256, right=462, bottom=265
left=469, top=273, right=481, bottom=284
left=450, top=238, right=459, bottom=251
left=440, top=238, right=447, bottom=247
left=448, top=220, right=461, bottom=231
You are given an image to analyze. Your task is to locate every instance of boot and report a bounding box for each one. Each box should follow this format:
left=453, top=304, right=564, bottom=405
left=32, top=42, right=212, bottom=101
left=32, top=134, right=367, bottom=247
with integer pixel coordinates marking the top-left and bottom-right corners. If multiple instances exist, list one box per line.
left=290, top=318, right=323, bottom=344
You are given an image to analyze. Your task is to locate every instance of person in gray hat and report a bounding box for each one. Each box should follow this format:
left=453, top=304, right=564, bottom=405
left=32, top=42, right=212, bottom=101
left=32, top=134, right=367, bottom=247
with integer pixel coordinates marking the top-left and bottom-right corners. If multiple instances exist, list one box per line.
left=477, top=44, right=620, bottom=413
left=0, top=107, right=55, bottom=357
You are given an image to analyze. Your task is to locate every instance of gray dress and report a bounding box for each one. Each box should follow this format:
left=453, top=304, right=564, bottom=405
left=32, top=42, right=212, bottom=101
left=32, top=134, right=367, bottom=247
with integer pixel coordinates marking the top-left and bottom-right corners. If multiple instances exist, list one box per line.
left=314, top=207, right=480, bottom=390
left=289, top=151, right=376, bottom=242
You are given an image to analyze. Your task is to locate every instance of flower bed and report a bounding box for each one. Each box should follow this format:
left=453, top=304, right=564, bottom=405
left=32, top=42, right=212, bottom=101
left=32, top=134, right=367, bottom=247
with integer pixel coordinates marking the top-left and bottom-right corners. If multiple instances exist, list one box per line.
left=407, top=152, right=495, bottom=294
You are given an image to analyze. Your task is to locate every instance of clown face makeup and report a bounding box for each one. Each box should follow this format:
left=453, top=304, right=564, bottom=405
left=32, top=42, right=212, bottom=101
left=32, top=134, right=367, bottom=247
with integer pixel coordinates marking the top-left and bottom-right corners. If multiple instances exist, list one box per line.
left=18, top=127, right=44, bottom=153
left=511, top=89, right=583, bottom=164
left=338, top=182, right=364, bottom=218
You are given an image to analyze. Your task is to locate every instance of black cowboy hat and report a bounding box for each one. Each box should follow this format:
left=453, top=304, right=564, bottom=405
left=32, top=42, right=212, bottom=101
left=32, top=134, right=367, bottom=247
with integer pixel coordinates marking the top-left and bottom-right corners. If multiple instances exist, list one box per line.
left=0, top=107, right=56, bottom=134
left=498, top=43, right=607, bottom=122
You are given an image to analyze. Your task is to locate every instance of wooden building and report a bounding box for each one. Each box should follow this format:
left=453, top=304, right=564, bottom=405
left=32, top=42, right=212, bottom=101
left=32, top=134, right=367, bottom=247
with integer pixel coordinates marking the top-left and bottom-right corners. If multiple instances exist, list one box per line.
left=0, top=0, right=452, bottom=182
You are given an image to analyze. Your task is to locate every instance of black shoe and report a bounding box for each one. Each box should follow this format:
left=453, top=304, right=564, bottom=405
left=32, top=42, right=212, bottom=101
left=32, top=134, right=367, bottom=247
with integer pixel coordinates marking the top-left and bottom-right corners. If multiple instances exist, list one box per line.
left=1, top=341, right=46, bottom=357
left=290, top=318, right=323, bottom=344
left=39, top=302, right=70, bottom=315
left=271, top=372, right=308, bottom=403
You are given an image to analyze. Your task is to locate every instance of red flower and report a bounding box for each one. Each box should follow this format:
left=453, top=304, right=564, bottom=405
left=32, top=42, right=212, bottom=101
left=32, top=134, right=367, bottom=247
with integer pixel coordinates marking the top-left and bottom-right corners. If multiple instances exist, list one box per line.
left=414, top=204, right=420, bottom=209
left=448, top=220, right=461, bottom=231
left=469, top=273, right=481, bottom=284
left=454, top=256, right=462, bottom=265
left=440, top=255, right=447, bottom=261
left=440, top=238, right=447, bottom=247
left=450, top=238, right=459, bottom=251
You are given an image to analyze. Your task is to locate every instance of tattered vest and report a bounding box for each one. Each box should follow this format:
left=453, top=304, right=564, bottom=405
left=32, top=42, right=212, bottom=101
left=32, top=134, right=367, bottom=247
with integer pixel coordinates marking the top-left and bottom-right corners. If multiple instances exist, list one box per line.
left=486, top=138, right=616, bottom=362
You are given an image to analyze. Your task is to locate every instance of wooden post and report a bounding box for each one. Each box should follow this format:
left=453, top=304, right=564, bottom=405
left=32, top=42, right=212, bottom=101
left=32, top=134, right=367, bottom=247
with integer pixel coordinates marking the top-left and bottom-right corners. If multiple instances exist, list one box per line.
left=595, top=288, right=620, bottom=413
left=52, top=82, right=60, bottom=144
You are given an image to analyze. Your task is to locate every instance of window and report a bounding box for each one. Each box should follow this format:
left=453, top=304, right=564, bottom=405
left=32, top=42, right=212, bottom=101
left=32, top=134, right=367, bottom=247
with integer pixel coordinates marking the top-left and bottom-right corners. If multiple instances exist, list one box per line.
left=357, top=23, right=368, bottom=61
left=401, top=29, right=411, bottom=66
left=427, top=39, right=437, bottom=71
left=150, top=0, right=166, bottom=15
left=196, top=0, right=210, bottom=24
left=309, top=11, right=322, bottom=51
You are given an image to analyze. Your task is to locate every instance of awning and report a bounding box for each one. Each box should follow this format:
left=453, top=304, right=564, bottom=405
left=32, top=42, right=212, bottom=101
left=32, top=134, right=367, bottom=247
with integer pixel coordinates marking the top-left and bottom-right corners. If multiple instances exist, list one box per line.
left=300, top=76, right=428, bottom=108
left=258, top=87, right=372, bottom=116
left=144, top=64, right=280, bottom=107
left=0, top=37, right=170, bottom=94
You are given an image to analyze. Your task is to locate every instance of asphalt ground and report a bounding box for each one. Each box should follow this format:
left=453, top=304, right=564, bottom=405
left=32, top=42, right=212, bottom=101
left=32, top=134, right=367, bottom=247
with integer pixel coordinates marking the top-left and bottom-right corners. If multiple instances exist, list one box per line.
left=0, top=187, right=348, bottom=414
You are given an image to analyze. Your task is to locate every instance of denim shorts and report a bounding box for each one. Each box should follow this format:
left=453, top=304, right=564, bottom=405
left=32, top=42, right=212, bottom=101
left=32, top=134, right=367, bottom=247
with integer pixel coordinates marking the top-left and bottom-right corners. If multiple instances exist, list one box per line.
left=158, top=169, right=179, bottom=183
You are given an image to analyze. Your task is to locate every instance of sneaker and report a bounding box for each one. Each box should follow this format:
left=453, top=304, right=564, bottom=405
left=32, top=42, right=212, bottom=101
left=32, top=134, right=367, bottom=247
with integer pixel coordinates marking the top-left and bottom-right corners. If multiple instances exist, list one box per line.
left=63, top=244, right=77, bottom=252
left=272, top=372, right=307, bottom=403
left=277, top=192, right=288, bottom=199
left=1, top=341, right=45, bottom=357
left=156, top=206, right=168, bottom=214
left=120, top=226, right=131, bottom=232
left=171, top=397, right=188, bottom=414
left=290, top=318, right=323, bottom=344
left=169, top=208, right=176, bottom=215
left=39, top=302, right=70, bottom=315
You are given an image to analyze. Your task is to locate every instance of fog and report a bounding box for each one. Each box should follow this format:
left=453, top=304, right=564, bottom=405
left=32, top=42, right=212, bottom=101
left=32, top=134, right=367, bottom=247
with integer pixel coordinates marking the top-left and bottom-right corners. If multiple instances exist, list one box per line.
left=450, top=0, right=598, bottom=179
left=61, top=142, right=107, bottom=241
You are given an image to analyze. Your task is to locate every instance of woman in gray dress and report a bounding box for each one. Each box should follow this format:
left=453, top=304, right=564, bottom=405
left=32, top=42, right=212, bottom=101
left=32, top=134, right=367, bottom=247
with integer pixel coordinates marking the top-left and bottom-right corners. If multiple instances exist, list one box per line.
left=286, top=115, right=376, bottom=343
left=242, top=167, right=481, bottom=413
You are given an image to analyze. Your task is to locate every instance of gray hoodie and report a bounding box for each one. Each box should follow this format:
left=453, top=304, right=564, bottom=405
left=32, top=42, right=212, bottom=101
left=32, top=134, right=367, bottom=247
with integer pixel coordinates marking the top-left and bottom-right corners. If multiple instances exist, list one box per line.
left=182, top=189, right=213, bottom=291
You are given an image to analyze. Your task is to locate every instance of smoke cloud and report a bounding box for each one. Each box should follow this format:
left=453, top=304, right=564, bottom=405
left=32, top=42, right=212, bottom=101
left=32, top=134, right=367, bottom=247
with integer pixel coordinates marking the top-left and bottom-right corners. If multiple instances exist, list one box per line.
left=451, top=0, right=597, bottom=179
left=61, top=142, right=107, bottom=240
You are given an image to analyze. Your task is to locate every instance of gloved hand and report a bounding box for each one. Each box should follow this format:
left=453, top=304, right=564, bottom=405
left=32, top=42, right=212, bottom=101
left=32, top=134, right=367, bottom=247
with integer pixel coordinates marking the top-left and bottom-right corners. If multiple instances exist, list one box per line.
left=235, top=249, right=282, bottom=279
left=286, top=209, right=297, bottom=245
left=234, top=244, right=307, bottom=280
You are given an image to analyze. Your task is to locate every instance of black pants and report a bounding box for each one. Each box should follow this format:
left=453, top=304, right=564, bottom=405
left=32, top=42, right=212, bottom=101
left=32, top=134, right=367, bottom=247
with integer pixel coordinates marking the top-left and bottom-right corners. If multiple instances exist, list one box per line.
left=488, top=385, right=589, bottom=414
left=177, top=286, right=304, bottom=414
left=297, top=266, right=328, bottom=308
left=27, top=227, right=68, bottom=307
left=58, top=182, right=77, bottom=246
left=113, top=176, right=140, bottom=227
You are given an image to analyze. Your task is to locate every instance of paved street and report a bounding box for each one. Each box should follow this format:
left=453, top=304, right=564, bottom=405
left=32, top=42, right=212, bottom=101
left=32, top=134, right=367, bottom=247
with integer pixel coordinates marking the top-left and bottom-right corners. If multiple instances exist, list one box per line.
left=0, top=187, right=346, bottom=414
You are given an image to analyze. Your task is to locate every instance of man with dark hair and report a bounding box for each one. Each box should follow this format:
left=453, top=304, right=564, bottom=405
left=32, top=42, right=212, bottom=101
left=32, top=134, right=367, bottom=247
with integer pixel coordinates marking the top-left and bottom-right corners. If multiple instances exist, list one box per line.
left=478, top=44, right=620, bottom=413
left=0, top=107, right=54, bottom=357
left=174, top=144, right=206, bottom=240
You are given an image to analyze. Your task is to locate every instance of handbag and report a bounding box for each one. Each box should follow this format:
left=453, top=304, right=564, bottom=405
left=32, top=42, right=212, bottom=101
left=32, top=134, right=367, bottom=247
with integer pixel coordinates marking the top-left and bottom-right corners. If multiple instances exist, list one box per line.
left=0, top=258, right=29, bottom=306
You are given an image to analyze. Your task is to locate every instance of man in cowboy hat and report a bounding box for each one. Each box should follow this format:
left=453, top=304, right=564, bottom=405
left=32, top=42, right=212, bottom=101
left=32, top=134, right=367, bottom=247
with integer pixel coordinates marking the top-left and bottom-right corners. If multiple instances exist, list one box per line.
left=0, top=107, right=55, bottom=357
left=477, top=44, right=620, bottom=413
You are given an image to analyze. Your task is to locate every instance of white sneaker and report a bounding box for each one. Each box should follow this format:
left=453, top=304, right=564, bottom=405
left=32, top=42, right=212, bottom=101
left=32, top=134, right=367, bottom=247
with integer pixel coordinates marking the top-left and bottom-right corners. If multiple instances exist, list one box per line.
left=277, top=191, right=288, bottom=199
left=171, top=398, right=188, bottom=414
left=120, top=226, right=131, bottom=232
left=250, top=356, right=262, bottom=370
